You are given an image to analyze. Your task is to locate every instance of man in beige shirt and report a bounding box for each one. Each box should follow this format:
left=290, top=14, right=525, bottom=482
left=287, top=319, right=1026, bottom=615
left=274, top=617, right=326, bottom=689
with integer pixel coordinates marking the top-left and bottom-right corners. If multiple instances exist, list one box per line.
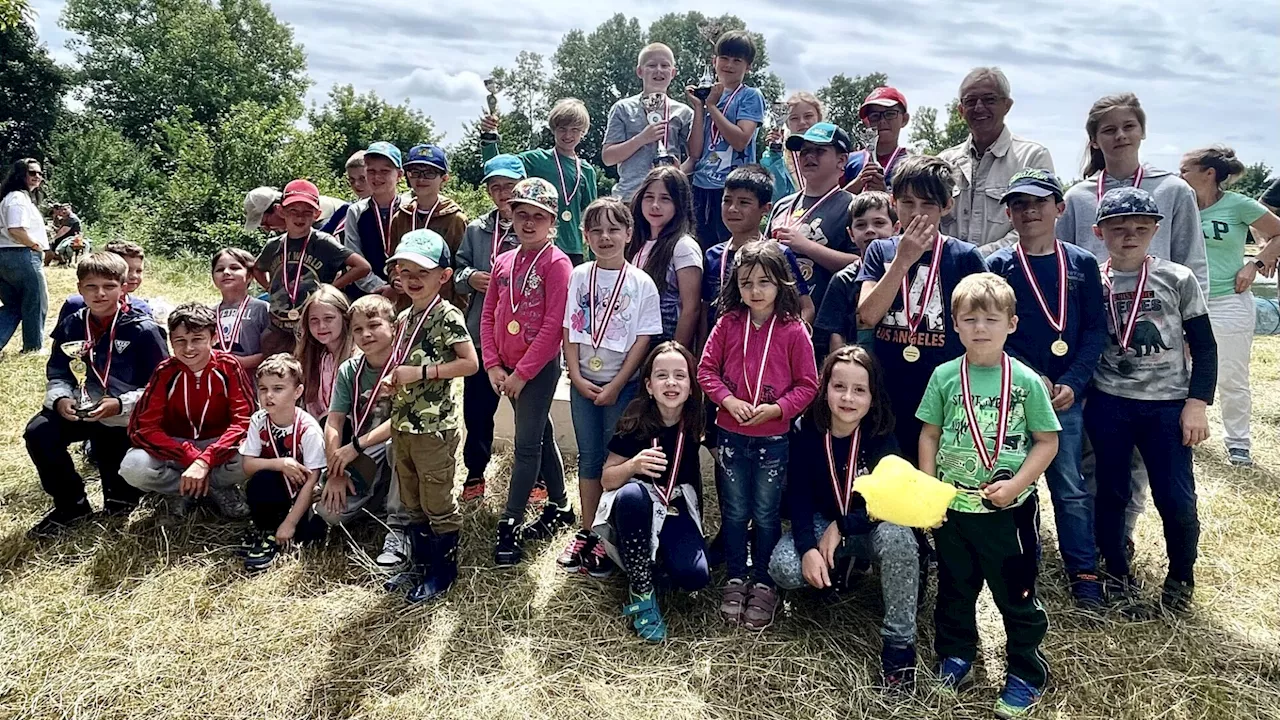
left=939, top=67, right=1054, bottom=255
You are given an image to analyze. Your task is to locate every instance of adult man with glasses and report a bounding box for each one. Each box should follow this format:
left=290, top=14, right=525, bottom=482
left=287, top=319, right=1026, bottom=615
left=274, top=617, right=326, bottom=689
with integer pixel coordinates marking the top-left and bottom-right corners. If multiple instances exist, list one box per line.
left=939, top=67, right=1054, bottom=255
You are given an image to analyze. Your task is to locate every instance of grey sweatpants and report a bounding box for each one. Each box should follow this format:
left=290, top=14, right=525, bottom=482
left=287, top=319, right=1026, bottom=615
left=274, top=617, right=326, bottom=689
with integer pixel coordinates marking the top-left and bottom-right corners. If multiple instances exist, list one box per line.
left=314, top=440, right=412, bottom=527
left=120, top=442, right=243, bottom=495
left=501, top=359, right=568, bottom=521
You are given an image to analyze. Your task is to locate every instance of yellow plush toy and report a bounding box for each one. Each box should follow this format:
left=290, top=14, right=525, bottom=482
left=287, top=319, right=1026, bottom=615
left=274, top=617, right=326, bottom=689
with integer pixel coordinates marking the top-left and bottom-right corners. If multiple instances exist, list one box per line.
left=853, top=455, right=957, bottom=528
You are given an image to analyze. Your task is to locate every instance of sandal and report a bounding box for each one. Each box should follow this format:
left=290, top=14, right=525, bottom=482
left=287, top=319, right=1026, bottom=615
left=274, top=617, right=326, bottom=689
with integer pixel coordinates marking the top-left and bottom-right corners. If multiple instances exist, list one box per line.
left=720, top=578, right=749, bottom=625
left=622, top=590, right=667, bottom=642
left=461, top=477, right=486, bottom=502
left=742, top=583, right=779, bottom=631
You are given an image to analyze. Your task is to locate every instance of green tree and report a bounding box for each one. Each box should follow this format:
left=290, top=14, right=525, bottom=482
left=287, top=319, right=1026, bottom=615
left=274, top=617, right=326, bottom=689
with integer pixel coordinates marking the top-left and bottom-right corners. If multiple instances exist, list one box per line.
left=61, top=0, right=308, bottom=145
left=0, top=20, right=68, bottom=162
left=909, top=100, right=969, bottom=156
left=645, top=12, right=783, bottom=103
left=46, top=113, right=160, bottom=225
left=307, top=84, right=438, bottom=176
left=816, top=72, right=888, bottom=142
left=1233, top=161, right=1274, bottom=201
left=0, top=0, right=31, bottom=32
left=489, top=51, right=551, bottom=149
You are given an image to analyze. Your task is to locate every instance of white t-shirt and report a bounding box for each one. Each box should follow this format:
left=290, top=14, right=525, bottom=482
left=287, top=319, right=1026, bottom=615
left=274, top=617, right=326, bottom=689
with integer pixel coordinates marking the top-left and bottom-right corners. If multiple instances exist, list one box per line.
left=635, top=234, right=703, bottom=343
left=563, top=262, right=663, bottom=383
left=1, top=191, right=47, bottom=250
left=239, top=409, right=327, bottom=470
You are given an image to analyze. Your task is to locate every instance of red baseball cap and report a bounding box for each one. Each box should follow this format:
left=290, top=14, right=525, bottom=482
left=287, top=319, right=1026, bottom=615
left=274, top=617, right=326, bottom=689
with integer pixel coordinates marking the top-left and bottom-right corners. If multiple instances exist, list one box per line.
left=280, top=179, right=321, bottom=210
left=859, top=87, right=909, bottom=118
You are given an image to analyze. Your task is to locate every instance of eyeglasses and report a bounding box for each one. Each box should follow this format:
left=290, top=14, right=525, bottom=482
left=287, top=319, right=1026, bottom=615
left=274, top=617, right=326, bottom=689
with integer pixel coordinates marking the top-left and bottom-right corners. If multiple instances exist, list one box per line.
left=864, top=109, right=902, bottom=124
left=960, top=94, right=1004, bottom=109
left=406, top=168, right=444, bottom=180
left=27, top=169, right=44, bottom=178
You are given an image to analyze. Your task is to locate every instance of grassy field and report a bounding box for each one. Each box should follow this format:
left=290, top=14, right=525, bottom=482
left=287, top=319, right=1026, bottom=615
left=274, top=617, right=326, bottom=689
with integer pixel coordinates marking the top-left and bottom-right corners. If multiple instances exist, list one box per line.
left=1, top=260, right=1279, bottom=720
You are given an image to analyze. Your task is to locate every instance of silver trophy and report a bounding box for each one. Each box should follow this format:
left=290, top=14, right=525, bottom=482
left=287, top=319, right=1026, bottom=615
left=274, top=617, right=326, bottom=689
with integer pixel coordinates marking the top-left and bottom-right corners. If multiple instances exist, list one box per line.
left=642, top=92, right=676, bottom=167
left=480, top=77, right=500, bottom=144
left=850, top=120, right=879, bottom=154
left=768, top=101, right=787, bottom=152
left=692, top=18, right=728, bottom=103
left=60, top=340, right=101, bottom=417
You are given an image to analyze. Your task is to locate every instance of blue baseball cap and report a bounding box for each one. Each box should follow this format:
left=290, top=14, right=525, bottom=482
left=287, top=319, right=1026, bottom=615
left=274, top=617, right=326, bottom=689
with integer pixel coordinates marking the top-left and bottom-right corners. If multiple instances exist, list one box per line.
left=482, top=154, right=526, bottom=183
left=387, top=229, right=451, bottom=271
left=365, top=141, right=403, bottom=169
left=1097, top=186, right=1164, bottom=223
left=405, top=144, right=448, bottom=172
left=785, top=122, right=853, bottom=154
left=1000, top=168, right=1065, bottom=204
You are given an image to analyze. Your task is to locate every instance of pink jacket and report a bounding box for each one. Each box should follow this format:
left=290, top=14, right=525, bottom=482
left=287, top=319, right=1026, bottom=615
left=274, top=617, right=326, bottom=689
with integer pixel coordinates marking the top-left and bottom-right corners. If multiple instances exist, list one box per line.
left=481, top=242, right=572, bottom=381
left=697, top=308, right=819, bottom=437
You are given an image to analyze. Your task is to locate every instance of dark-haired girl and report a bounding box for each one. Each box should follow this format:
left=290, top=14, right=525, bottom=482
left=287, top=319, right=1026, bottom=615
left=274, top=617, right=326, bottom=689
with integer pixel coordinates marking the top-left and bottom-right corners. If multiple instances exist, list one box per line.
left=0, top=158, right=49, bottom=353
left=627, top=166, right=703, bottom=349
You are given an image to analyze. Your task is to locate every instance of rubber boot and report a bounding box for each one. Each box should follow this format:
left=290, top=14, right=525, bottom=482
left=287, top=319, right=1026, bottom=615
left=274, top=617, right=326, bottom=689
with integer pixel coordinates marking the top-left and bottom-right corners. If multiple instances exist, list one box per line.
left=387, top=522, right=433, bottom=593
left=408, top=531, right=459, bottom=604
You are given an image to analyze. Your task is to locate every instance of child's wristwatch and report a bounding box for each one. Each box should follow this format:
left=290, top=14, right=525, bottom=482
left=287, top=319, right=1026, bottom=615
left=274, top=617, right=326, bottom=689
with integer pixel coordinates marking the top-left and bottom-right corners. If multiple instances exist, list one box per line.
left=1255, top=259, right=1266, bottom=270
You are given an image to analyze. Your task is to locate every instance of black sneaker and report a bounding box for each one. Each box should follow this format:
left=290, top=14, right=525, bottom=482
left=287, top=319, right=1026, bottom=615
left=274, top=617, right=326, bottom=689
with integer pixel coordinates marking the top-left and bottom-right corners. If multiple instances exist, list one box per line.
left=556, top=530, right=590, bottom=573
left=578, top=535, right=616, bottom=579
left=521, top=503, right=576, bottom=541
left=244, top=535, right=280, bottom=573
left=494, top=518, right=523, bottom=566
left=1104, top=573, right=1149, bottom=618
left=1159, top=576, right=1194, bottom=614
left=881, top=643, right=917, bottom=690
left=233, top=528, right=262, bottom=558
left=28, top=500, right=93, bottom=538
left=1069, top=571, right=1105, bottom=609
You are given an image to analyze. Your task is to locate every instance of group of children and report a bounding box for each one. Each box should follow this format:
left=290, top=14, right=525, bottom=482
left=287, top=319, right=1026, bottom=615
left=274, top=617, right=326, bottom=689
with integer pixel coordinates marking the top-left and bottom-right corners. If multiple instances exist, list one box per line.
left=18, top=31, right=1229, bottom=720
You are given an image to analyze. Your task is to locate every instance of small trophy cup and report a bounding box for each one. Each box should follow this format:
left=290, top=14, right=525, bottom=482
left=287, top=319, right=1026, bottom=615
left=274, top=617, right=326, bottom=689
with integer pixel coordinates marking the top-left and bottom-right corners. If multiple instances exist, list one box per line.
left=642, top=92, right=676, bottom=167
left=768, top=101, right=788, bottom=152
left=480, top=77, right=500, bottom=144
left=60, top=340, right=101, bottom=418
left=851, top=120, right=880, bottom=155
left=692, top=19, right=728, bottom=103
left=692, top=66, right=715, bottom=103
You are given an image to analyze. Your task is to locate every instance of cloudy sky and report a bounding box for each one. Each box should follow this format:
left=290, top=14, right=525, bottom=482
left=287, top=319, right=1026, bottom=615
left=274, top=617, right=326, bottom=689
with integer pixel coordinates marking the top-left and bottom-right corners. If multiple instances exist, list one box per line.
left=29, top=0, right=1279, bottom=179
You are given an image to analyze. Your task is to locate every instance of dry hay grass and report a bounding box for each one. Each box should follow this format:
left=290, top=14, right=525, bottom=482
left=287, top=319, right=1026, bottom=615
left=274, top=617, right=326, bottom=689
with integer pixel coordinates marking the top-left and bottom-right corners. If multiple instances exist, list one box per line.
left=0, top=263, right=1278, bottom=719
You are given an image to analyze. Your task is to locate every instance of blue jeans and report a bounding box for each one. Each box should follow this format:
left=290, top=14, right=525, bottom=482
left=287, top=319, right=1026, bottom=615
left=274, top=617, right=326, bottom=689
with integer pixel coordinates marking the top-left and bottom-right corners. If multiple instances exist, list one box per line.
left=1042, top=403, right=1095, bottom=575
left=0, top=247, right=48, bottom=352
left=569, top=379, right=638, bottom=479
left=717, top=430, right=787, bottom=585
left=612, top=481, right=710, bottom=594
left=1084, top=391, right=1199, bottom=582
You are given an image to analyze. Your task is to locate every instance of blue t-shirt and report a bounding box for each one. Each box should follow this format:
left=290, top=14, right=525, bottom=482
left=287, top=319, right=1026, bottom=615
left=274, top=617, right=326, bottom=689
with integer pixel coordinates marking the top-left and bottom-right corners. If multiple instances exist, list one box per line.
left=691, top=85, right=766, bottom=190
left=702, top=240, right=811, bottom=326
left=985, top=243, right=1108, bottom=395
left=855, top=235, right=986, bottom=459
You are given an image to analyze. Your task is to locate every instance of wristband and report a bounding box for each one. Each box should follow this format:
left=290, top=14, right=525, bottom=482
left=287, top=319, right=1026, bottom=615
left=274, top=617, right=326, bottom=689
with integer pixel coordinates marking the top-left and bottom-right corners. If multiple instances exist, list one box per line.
left=351, top=435, right=362, bottom=454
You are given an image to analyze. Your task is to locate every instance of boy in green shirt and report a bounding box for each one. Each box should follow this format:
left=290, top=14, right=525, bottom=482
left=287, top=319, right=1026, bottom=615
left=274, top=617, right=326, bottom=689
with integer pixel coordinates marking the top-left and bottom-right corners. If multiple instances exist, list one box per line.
left=916, top=272, right=1059, bottom=719
left=480, top=98, right=598, bottom=264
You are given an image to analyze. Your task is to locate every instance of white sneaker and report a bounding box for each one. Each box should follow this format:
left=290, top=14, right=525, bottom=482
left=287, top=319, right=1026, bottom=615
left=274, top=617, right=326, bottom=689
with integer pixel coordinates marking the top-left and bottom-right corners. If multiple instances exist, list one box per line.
left=376, top=529, right=409, bottom=571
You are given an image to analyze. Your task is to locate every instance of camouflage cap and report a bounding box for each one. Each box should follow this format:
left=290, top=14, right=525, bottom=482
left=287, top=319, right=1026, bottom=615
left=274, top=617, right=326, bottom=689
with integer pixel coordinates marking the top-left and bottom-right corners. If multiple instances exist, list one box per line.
left=509, top=177, right=560, bottom=216
left=1096, top=186, right=1164, bottom=223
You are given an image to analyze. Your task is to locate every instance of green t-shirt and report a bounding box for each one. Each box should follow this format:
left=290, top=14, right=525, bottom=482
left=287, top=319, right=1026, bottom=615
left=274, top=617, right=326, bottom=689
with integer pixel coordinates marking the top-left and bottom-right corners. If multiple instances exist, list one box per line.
left=390, top=299, right=471, bottom=434
left=1201, top=191, right=1268, bottom=298
left=481, top=142, right=598, bottom=256
left=916, top=355, right=1061, bottom=513
left=329, top=354, right=392, bottom=440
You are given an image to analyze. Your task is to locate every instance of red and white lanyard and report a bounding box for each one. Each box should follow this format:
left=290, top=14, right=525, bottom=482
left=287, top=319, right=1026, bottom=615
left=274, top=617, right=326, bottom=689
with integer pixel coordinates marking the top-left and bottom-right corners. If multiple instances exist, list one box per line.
left=959, top=353, right=1012, bottom=472
left=1102, top=257, right=1151, bottom=352
left=789, top=150, right=806, bottom=193
left=411, top=196, right=441, bottom=232
left=509, top=242, right=554, bottom=316
left=84, top=308, right=122, bottom=390
left=708, top=85, right=745, bottom=149
left=280, top=233, right=312, bottom=306
left=741, top=314, right=777, bottom=406
left=350, top=355, right=395, bottom=436
left=778, top=184, right=843, bottom=230
left=879, top=146, right=905, bottom=172
left=490, top=213, right=514, bottom=268
left=588, top=262, right=628, bottom=350
left=899, top=234, right=945, bottom=337
left=825, top=427, right=862, bottom=516
left=217, top=296, right=251, bottom=352
left=391, top=296, right=441, bottom=366
left=1014, top=241, right=1067, bottom=335
left=653, top=428, right=686, bottom=506
left=182, top=369, right=214, bottom=439
left=372, top=197, right=400, bottom=257
left=1096, top=166, right=1144, bottom=204
left=266, top=414, right=303, bottom=460
left=554, top=152, right=581, bottom=216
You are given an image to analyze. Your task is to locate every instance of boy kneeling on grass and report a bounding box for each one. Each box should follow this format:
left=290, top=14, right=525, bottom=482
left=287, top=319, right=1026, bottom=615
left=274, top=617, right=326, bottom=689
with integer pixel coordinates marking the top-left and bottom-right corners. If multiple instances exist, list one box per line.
left=25, top=252, right=168, bottom=537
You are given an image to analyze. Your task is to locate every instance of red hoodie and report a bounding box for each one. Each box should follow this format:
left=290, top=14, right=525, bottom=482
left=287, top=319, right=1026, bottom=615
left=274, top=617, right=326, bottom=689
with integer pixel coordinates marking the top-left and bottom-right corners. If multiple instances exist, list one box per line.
left=128, top=351, right=255, bottom=467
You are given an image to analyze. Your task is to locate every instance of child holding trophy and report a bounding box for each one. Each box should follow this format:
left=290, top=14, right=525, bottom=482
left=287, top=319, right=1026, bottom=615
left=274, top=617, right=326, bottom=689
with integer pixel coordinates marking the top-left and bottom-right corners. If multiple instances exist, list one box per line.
left=22, top=252, right=168, bottom=536
left=602, top=43, right=698, bottom=202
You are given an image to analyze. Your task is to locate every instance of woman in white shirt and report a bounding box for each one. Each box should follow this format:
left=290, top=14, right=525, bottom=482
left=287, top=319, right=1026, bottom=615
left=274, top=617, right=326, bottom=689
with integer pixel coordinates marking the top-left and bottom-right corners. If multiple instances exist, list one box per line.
left=0, top=158, right=50, bottom=354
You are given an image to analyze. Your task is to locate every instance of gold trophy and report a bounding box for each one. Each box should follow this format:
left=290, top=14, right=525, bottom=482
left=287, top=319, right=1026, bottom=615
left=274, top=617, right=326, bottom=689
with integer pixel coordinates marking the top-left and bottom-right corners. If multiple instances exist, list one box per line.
left=692, top=19, right=728, bottom=103
left=642, top=92, right=676, bottom=167
left=60, top=340, right=101, bottom=418
left=768, top=101, right=788, bottom=152
left=480, top=77, right=501, bottom=144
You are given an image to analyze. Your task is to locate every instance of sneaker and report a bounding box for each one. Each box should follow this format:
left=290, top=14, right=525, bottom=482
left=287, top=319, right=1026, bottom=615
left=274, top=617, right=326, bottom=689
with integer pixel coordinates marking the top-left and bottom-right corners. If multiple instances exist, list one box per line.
left=208, top=485, right=250, bottom=520
left=494, top=518, right=523, bottom=566
left=521, top=503, right=576, bottom=541
left=936, top=656, right=974, bottom=693
left=556, top=530, right=590, bottom=573
left=100, top=498, right=137, bottom=518
left=28, top=500, right=93, bottom=538
left=993, top=674, right=1043, bottom=719
left=376, top=529, right=410, bottom=572
left=622, top=589, right=667, bottom=642
left=233, top=528, right=262, bottom=558
left=165, top=494, right=199, bottom=518
left=1228, top=448, right=1253, bottom=467
left=1069, top=571, right=1105, bottom=609
left=461, top=477, right=486, bottom=502
left=244, top=535, right=280, bottom=573
left=1159, top=576, right=1194, bottom=614
left=579, top=536, right=616, bottom=579
left=1104, top=573, right=1149, bottom=619
left=880, top=643, right=917, bottom=690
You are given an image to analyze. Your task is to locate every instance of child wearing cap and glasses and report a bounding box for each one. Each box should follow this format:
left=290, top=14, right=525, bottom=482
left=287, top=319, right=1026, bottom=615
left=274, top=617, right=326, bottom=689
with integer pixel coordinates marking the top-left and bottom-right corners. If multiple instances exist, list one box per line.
left=844, top=86, right=912, bottom=195
left=252, top=179, right=371, bottom=356
left=388, top=145, right=469, bottom=307
left=343, top=141, right=410, bottom=299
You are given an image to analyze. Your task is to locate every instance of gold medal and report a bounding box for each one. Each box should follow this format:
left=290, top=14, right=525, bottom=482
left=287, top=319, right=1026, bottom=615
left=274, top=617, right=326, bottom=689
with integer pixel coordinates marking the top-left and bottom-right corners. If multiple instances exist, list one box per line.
left=70, top=359, right=86, bottom=376
left=1051, top=339, right=1069, bottom=357
left=561, top=210, right=573, bottom=223
left=588, top=356, right=604, bottom=372
left=507, top=320, right=521, bottom=335
left=902, top=345, right=921, bottom=363
left=287, top=309, right=300, bottom=321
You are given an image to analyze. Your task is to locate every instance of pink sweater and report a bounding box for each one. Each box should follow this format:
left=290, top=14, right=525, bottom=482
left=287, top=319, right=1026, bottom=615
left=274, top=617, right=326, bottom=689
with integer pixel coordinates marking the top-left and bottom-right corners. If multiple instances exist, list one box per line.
left=697, top=308, right=819, bottom=437
left=481, top=241, right=572, bottom=381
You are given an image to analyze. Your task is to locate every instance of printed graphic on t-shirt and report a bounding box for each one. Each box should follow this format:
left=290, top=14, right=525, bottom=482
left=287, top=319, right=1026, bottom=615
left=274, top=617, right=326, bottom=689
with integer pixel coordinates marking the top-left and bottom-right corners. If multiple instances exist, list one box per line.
left=570, top=281, right=635, bottom=342
left=1105, top=288, right=1170, bottom=375
left=875, top=263, right=946, bottom=349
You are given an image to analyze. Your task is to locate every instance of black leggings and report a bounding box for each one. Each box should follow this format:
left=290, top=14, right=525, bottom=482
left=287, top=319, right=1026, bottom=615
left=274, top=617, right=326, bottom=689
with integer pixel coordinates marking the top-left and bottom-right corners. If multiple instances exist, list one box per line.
left=245, top=470, right=325, bottom=541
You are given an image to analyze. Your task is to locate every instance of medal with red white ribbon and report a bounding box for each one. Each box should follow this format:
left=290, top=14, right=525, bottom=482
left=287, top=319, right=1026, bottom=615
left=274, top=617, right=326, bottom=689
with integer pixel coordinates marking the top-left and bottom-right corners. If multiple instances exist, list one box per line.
left=490, top=213, right=514, bottom=268
left=280, top=232, right=313, bottom=318
left=898, top=233, right=944, bottom=362
left=586, top=262, right=628, bottom=372
left=554, top=152, right=581, bottom=223
left=217, top=296, right=251, bottom=352
left=708, top=85, right=745, bottom=151
left=778, top=184, right=843, bottom=231
left=1014, top=241, right=1070, bottom=356
left=507, top=241, right=553, bottom=335
left=959, top=353, right=1012, bottom=473
left=391, top=295, right=441, bottom=367
left=373, top=197, right=400, bottom=257
left=1096, top=165, right=1144, bottom=204
left=83, top=308, right=121, bottom=403
left=182, top=369, right=214, bottom=439
left=1102, top=256, right=1151, bottom=354
left=741, top=314, right=777, bottom=405
left=652, top=427, right=686, bottom=507
left=825, top=427, right=862, bottom=516
left=350, top=355, right=396, bottom=436
left=266, top=413, right=305, bottom=498
left=411, top=196, right=440, bottom=232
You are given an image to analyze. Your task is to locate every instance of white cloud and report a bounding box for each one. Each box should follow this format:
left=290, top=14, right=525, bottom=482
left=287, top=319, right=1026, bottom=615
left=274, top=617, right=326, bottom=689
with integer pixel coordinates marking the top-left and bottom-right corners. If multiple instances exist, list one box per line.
left=394, top=68, right=487, bottom=104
